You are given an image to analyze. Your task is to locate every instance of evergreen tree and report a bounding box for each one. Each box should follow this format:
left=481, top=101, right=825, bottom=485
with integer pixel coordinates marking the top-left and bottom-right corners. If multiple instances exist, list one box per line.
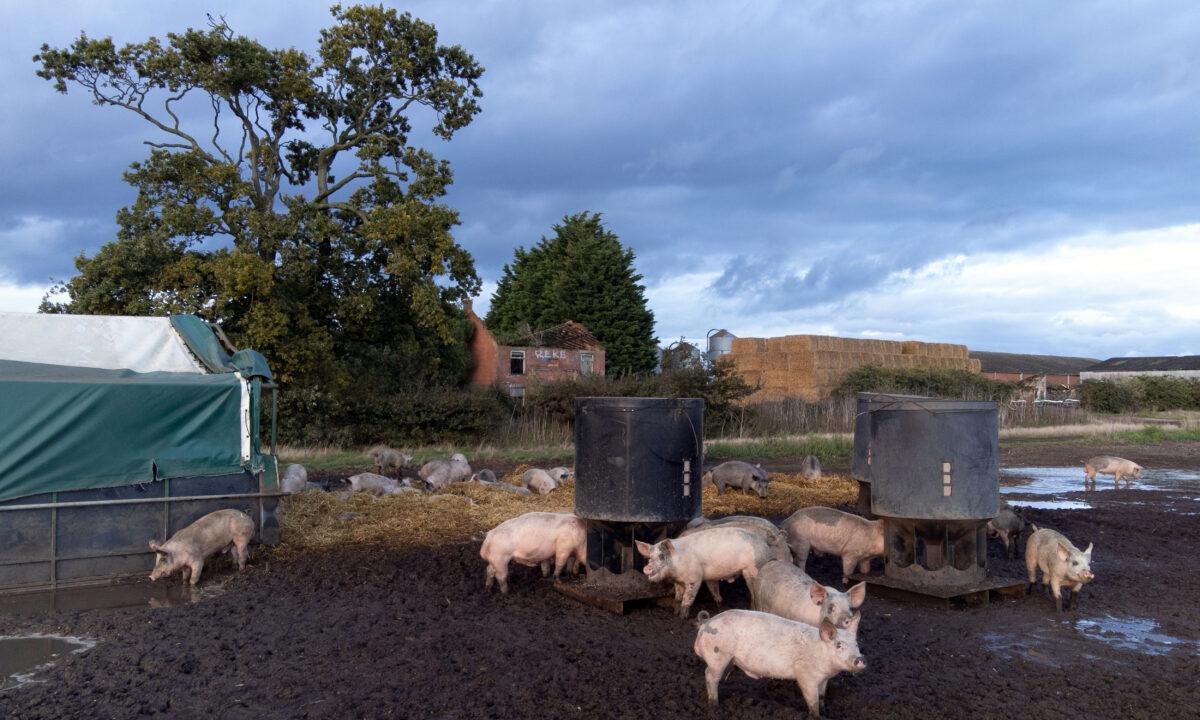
left=487, top=212, right=657, bottom=374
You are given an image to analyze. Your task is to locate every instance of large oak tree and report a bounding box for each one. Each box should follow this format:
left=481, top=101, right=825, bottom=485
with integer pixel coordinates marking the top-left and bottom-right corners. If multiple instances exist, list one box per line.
left=35, top=5, right=484, bottom=394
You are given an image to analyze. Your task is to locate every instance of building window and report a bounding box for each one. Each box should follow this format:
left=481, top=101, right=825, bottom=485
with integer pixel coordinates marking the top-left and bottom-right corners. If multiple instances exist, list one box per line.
left=580, top=352, right=595, bottom=376
left=510, top=350, right=525, bottom=375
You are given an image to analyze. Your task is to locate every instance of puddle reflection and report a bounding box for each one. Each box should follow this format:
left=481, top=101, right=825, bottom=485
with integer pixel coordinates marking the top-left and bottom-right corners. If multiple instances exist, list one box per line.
left=0, top=635, right=94, bottom=692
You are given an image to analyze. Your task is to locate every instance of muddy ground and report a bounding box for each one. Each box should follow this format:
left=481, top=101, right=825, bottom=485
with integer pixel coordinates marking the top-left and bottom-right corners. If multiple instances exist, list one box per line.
left=1, top=441, right=1197, bottom=719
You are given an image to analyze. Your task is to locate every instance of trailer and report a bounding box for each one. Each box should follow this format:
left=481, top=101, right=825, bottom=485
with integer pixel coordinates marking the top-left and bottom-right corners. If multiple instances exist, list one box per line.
left=0, top=312, right=280, bottom=594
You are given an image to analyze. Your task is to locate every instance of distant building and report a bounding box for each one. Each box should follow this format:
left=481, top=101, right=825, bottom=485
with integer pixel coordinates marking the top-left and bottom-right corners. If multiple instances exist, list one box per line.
left=466, top=302, right=605, bottom=400
left=1080, top=356, right=1200, bottom=381
left=969, top=351, right=1098, bottom=389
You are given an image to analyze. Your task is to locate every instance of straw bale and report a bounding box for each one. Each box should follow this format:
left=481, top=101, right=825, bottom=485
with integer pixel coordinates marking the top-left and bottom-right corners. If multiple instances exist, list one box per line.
left=732, top=337, right=767, bottom=354
left=778, top=336, right=814, bottom=352
left=969, top=358, right=982, bottom=373
left=787, top=353, right=815, bottom=372
left=762, top=354, right=790, bottom=371
left=900, top=340, right=921, bottom=355
left=766, top=337, right=791, bottom=352
left=762, top=370, right=794, bottom=387
left=732, top=353, right=765, bottom=371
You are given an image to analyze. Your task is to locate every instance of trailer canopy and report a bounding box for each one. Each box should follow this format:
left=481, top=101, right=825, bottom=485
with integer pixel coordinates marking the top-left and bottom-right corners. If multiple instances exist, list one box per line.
left=0, top=313, right=274, bottom=503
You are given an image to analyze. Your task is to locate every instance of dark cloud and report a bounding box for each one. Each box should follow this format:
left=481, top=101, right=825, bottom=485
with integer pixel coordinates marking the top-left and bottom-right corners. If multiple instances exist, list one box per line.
left=1, top=1, right=1197, bottom=354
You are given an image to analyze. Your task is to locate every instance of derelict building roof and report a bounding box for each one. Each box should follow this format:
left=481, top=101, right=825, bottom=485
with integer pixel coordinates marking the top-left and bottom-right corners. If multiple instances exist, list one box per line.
left=508, top=321, right=603, bottom=351
left=1083, top=355, right=1200, bottom=372
left=969, top=351, right=1099, bottom=375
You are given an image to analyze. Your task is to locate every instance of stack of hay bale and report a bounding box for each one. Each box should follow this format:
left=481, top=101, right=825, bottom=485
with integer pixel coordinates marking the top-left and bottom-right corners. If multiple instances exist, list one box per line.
left=728, top=335, right=981, bottom=402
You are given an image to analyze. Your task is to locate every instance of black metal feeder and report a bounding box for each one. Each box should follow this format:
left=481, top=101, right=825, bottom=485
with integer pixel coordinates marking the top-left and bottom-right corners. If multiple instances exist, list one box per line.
left=852, top=392, right=931, bottom=516
left=554, top=397, right=704, bottom=613
left=853, top=396, right=1024, bottom=604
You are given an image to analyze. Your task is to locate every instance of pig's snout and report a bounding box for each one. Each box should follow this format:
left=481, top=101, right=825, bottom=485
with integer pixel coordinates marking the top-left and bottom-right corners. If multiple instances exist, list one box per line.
left=643, top=564, right=652, bottom=576
left=853, top=656, right=866, bottom=671
left=1081, top=569, right=1095, bottom=582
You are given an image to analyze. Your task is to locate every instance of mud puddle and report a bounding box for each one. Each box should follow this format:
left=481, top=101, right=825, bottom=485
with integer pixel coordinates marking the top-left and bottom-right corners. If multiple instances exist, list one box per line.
left=984, top=614, right=1196, bottom=667
left=0, top=579, right=228, bottom=615
left=0, top=635, right=94, bottom=692
left=1000, top=466, right=1200, bottom=495
left=1005, top=499, right=1092, bottom=510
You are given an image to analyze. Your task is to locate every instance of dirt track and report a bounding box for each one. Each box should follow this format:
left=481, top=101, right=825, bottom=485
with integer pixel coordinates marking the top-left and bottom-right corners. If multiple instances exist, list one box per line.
left=1, top=442, right=1198, bottom=719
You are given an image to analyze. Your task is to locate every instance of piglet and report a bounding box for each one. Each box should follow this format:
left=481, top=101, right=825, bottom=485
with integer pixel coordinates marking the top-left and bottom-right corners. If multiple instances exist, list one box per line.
left=747, top=559, right=866, bottom=630
left=694, top=609, right=865, bottom=717
left=636, top=526, right=774, bottom=618
left=782, top=506, right=884, bottom=584
left=801, top=454, right=822, bottom=482
left=280, top=463, right=308, bottom=494
left=1083, top=455, right=1142, bottom=487
left=1025, top=524, right=1095, bottom=612
left=369, top=445, right=411, bottom=477
left=521, top=468, right=560, bottom=495
left=703, top=461, right=770, bottom=498
left=679, top=515, right=793, bottom=564
left=347, top=472, right=411, bottom=496
left=480, top=512, right=587, bottom=593
left=987, top=501, right=1025, bottom=558
left=148, top=509, right=255, bottom=586
left=420, top=453, right=472, bottom=490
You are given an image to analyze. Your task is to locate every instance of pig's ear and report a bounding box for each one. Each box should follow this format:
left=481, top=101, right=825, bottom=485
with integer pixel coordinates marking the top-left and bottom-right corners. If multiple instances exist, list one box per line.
left=808, top=583, right=827, bottom=606
left=1057, top=542, right=1071, bottom=562
left=148, top=539, right=161, bottom=552
left=848, top=581, right=867, bottom=609
left=819, top=620, right=836, bottom=643
left=661, top=539, right=674, bottom=556
left=847, top=612, right=861, bottom=634
left=1083, top=543, right=1093, bottom=556
left=634, top=540, right=654, bottom=557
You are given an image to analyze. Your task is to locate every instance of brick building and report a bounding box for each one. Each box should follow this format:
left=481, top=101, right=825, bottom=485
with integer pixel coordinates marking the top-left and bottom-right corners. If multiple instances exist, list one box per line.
left=969, top=351, right=1098, bottom=389
left=466, top=302, right=605, bottom=399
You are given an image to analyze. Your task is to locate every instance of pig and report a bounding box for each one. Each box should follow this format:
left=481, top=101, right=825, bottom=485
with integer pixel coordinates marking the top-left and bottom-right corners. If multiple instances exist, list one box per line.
left=368, top=445, right=411, bottom=477
left=148, top=509, right=255, bottom=586
left=747, top=559, right=866, bottom=630
left=801, top=455, right=822, bottom=482
left=471, top=469, right=533, bottom=495
left=419, top=453, right=472, bottom=491
left=781, top=506, right=885, bottom=584
left=347, top=472, right=412, bottom=496
left=471, top=469, right=498, bottom=484
left=694, top=609, right=865, bottom=717
left=636, top=526, right=775, bottom=618
left=1025, top=524, right=1095, bottom=612
left=521, top=468, right=562, bottom=495
left=703, top=461, right=770, bottom=498
left=480, top=511, right=587, bottom=593
left=679, top=515, right=793, bottom=564
left=987, top=501, right=1026, bottom=558
left=1084, top=455, right=1143, bottom=487
left=547, top=466, right=574, bottom=484
left=280, top=463, right=308, bottom=494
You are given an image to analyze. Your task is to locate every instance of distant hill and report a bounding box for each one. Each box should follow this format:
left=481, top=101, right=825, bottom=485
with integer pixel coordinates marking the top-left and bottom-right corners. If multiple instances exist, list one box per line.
left=969, top=351, right=1099, bottom=375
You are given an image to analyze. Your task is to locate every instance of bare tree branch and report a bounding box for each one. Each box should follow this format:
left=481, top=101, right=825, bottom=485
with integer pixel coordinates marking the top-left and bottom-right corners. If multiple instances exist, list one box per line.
left=209, top=95, right=233, bottom=163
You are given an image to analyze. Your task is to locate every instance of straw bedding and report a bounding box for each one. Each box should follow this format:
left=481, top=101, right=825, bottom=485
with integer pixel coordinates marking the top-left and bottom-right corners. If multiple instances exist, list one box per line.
left=276, top=472, right=857, bottom=556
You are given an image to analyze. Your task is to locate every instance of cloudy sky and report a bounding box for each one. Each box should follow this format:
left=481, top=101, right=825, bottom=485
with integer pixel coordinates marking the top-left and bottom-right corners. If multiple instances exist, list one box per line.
left=1, top=1, right=1197, bottom=358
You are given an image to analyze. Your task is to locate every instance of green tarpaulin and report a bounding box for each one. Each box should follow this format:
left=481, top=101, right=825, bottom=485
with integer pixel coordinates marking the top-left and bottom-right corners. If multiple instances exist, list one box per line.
left=169, top=314, right=234, bottom=373
left=0, top=360, right=246, bottom=502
